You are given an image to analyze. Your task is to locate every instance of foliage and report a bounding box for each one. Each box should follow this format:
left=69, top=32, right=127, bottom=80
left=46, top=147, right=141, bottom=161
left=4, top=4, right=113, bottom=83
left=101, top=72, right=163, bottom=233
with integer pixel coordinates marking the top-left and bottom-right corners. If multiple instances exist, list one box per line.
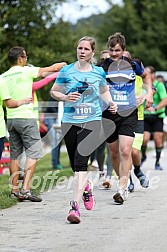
left=0, top=0, right=67, bottom=72
left=93, top=0, right=167, bottom=69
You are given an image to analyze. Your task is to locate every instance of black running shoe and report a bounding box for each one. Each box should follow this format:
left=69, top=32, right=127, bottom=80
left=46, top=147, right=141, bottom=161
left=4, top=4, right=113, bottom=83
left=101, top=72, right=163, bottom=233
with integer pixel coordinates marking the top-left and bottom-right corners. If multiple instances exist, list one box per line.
left=134, top=170, right=149, bottom=188
left=155, top=164, right=163, bottom=170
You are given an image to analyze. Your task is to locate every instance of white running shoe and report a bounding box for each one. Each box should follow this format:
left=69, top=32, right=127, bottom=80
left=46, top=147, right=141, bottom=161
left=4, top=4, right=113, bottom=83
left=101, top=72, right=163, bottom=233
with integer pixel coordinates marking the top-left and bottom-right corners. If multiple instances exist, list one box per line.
left=113, top=188, right=128, bottom=204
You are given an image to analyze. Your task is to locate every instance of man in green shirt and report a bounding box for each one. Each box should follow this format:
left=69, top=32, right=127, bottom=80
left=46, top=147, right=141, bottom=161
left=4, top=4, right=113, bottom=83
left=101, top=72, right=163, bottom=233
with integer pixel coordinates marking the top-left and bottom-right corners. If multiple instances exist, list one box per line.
left=141, top=66, right=167, bottom=170
left=0, top=76, right=32, bottom=159
left=1, top=46, right=66, bottom=201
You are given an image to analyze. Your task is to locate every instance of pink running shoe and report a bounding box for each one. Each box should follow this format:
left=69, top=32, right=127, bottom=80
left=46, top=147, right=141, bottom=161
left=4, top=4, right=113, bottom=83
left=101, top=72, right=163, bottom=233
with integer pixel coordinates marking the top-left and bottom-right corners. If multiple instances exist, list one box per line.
left=67, top=201, right=80, bottom=224
left=82, top=180, right=95, bottom=210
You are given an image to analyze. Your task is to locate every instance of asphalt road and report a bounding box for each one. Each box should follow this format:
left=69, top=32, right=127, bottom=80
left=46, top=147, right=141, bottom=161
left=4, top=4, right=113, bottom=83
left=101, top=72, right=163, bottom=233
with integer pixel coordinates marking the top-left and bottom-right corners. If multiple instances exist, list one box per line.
left=0, top=141, right=167, bottom=252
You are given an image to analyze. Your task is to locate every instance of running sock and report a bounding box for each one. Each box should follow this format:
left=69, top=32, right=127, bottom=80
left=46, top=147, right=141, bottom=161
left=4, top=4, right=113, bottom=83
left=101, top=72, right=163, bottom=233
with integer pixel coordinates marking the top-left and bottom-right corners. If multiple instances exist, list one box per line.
left=134, top=165, right=141, bottom=174
left=129, top=175, right=133, bottom=183
left=141, top=145, right=147, bottom=158
left=155, top=147, right=163, bottom=166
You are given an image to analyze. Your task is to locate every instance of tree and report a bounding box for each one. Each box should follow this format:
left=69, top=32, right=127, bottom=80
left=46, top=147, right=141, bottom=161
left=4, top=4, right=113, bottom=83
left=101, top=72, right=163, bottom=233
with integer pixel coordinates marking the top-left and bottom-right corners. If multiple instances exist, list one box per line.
left=131, top=0, right=167, bottom=69
left=93, top=0, right=167, bottom=69
left=0, top=0, right=68, bottom=72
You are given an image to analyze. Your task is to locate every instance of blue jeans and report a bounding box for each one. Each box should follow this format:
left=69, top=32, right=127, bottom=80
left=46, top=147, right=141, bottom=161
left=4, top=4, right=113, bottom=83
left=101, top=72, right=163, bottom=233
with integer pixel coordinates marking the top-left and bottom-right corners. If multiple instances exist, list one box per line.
left=44, top=118, right=62, bottom=168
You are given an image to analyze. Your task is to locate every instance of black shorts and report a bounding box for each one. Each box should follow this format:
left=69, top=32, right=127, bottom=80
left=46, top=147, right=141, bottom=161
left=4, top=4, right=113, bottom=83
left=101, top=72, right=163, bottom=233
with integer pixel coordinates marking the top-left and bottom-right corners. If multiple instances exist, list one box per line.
left=102, top=109, right=138, bottom=143
left=144, top=115, right=163, bottom=132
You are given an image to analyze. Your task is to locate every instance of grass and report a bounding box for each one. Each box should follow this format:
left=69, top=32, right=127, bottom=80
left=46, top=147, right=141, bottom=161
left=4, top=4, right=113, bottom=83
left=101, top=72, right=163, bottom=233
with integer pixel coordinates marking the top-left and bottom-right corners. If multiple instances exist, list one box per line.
left=0, top=150, right=73, bottom=210
left=0, top=143, right=154, bottom=210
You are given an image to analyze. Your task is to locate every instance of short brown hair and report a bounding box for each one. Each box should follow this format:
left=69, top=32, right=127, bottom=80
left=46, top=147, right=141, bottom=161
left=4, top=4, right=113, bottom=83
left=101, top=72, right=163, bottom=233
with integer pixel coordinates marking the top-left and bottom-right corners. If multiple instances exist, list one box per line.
left=8, top=46, right=26, bottom=65
left=107, top=32, right=126, bottom=50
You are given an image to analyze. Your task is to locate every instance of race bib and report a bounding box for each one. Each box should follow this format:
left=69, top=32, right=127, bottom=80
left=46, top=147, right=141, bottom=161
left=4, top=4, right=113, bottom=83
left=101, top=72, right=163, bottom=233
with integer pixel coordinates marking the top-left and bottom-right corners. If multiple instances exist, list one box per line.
left=72, top=103, right=95, bottom=119
left=112, top=90, right=129, bottom=105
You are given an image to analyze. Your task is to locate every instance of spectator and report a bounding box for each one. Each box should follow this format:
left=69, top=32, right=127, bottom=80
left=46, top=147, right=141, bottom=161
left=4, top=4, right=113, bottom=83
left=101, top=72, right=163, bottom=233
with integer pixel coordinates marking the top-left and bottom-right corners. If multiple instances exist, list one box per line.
left=1, top=46, right=66, bottom=202
left=44, top=96, right=63, bottom=170
left=141, top=66, right=167, bottom=170
left=0, top=76, right=32, bottom=159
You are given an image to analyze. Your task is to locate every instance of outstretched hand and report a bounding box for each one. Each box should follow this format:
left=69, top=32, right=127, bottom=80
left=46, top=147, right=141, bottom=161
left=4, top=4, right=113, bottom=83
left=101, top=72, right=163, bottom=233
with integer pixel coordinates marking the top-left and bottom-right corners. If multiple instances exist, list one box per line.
left=52, top=62, right=67, bottom=71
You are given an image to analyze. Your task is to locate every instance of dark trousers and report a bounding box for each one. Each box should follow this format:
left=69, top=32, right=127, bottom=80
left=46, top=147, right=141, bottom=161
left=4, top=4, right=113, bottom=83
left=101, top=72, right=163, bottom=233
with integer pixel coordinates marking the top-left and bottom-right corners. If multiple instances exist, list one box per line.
left=61, top=121, right=101, bottom=172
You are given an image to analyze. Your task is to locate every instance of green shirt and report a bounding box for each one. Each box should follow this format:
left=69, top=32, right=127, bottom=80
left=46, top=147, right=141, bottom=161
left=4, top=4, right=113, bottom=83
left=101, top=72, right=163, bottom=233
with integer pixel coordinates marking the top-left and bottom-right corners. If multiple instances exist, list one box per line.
left=0, top=76, right=11, bottom=137
left=1, top=66, right=39, bottom=119
left=144, top=80, right=167, bottom=118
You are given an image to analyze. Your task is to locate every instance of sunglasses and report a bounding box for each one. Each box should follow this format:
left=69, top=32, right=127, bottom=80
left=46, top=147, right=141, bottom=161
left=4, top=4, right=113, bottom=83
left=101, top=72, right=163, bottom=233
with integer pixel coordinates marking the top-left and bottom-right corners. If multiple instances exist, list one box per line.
left=21, top=55, right=28, bottom=60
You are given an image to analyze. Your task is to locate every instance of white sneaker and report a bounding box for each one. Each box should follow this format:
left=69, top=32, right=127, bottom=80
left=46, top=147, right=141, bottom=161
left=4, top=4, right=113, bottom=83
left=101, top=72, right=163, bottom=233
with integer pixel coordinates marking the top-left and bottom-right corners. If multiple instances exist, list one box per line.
left=113, top=188, right=128, bottom=204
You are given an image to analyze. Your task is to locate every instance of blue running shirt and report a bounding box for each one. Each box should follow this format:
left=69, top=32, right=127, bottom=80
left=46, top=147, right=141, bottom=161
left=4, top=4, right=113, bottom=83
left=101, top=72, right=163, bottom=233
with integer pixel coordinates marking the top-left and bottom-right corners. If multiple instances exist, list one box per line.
left=97, top=57, right=144, bottom=113
left=55, top=63, right=107, bottom=123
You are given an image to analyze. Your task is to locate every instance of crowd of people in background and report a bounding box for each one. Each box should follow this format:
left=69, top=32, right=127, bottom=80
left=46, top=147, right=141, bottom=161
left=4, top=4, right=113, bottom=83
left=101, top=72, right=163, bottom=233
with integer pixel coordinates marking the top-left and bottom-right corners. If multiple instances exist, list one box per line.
left=0, top=32, right=167, bottom=224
